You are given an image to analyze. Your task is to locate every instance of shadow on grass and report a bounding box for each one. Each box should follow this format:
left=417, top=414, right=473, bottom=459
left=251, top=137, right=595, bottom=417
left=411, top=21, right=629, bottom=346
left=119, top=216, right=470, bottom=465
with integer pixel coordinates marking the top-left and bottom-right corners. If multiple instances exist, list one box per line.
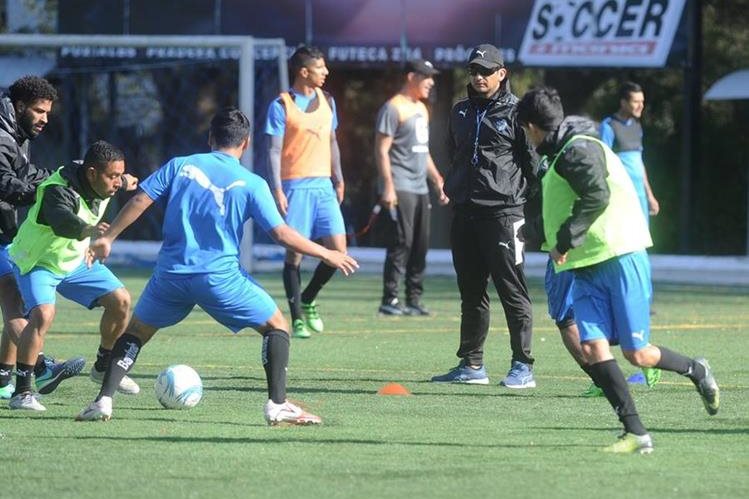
left=533, top=425, right=749, bottom=435
left=35, top=433, right=598, bottom=449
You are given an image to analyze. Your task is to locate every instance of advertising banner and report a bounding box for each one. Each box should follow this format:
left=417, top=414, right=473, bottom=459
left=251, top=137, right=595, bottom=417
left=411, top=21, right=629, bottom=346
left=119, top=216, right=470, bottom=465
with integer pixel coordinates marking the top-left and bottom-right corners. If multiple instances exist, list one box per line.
left=56, top=0, right=687, bottom=68
left=518, top=0, right=687, bottom=67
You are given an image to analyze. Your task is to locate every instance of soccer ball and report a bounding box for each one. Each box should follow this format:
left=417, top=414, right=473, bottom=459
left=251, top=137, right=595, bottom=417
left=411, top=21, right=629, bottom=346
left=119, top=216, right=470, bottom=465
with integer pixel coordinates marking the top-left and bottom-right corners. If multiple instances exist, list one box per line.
left=154, top=364, right=203, bottom=410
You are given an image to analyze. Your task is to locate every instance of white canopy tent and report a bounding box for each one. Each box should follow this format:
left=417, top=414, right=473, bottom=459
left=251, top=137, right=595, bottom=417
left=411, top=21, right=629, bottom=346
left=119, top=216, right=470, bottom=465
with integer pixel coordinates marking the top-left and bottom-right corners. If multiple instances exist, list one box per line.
left=704, top=69, right=749, bottom=100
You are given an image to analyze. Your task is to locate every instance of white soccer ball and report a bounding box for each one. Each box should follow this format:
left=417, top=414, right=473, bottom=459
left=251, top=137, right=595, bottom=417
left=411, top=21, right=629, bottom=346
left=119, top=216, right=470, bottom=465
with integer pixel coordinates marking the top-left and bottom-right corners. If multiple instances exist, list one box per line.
left=154, top=364, right=203, bottom=410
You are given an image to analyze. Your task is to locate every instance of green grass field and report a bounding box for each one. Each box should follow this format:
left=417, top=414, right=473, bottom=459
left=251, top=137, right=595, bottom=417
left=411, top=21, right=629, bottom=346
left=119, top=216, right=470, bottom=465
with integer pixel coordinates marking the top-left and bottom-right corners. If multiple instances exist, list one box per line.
left=3, top=270, right=748, bottom=498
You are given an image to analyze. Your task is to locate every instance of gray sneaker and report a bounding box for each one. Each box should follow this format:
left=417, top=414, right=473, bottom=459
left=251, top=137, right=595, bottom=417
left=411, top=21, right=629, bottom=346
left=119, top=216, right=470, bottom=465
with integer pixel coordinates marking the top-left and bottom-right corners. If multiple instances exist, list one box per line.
left=694, top=357, right=719, bottom=415
left=379, top=298, right=405, bottom=316
left=90, top=367, right=140, bottom=395
left=9, top=392, right=46, bottom=411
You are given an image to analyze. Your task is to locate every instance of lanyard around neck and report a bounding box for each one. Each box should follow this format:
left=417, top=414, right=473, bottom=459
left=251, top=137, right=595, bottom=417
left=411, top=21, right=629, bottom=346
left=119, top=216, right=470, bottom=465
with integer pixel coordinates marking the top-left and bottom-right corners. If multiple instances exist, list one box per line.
left=471, top=107, right=489, bottom=166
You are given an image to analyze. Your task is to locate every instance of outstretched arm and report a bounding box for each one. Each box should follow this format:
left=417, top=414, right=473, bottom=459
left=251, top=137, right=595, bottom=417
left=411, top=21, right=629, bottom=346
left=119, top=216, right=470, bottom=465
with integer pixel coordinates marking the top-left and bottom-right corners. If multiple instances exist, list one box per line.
left=89, top=191, right=154, bottom=263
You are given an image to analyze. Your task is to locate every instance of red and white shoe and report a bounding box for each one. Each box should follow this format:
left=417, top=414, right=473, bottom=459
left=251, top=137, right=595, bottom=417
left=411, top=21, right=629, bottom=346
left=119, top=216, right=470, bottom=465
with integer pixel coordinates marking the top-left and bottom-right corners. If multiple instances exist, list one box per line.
left=264, top=400, right=322, bottom=426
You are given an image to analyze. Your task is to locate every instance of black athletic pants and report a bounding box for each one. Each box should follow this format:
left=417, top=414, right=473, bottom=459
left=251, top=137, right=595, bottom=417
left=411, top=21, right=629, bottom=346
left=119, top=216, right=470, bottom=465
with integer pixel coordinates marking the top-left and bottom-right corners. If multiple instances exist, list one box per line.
left=382, top=191, right=430, bottom=305
left=450, top=207, right=534, bottom=367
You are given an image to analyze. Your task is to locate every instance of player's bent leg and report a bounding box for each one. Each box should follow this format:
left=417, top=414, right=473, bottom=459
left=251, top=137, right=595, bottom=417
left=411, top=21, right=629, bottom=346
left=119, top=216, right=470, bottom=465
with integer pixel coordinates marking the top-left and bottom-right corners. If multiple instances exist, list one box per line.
left=584, top=340, right=649, bottom=440
left=648, top=345, right=719, bottom=415
left=558, top=322, right=604, bottom=397
left=256, top=313, right=321, bottom=426
left=621, top=345, right=663, bottom=390
left=78, top=317, right=156, bottom=421
left=96, top=287, right=131, bottom=349
left=11, top=304, right=55, bottom=408
left=622, top=345, right=660, bottom=367
left=0, top=273, right=26, bottom=363
left=91, top=288, right=139, bottom=395
left=2, top=274, right=86, bottom=396
left=299, top=233, right=347, bottom=334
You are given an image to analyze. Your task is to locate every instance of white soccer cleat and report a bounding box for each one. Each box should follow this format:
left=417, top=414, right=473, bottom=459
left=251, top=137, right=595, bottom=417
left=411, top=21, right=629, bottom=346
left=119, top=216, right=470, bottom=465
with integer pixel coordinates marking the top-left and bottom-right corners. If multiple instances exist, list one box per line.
left=264, top=399, right=322, bottom=426
left=90, top=367, right=140, bottom=395
left=8, top=392, right=46, bottom=411
left=75, top=396, right=113, bottom=421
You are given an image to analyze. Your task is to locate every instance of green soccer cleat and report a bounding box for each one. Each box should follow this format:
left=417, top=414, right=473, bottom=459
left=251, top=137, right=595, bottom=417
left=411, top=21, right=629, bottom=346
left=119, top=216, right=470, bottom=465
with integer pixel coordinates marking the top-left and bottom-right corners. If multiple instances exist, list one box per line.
left=301, top=301, right=324, bottom=333
left=581, top=383, right=604, bottom=398
left=694, top=357, right=720, bottom=415
left=292, top=319, right=311, bottom=339
left=603, top=433, right=654, bottom=454
left=642, top=367, right=662, bottom=388
left=0, top=383, right=15, bottom=400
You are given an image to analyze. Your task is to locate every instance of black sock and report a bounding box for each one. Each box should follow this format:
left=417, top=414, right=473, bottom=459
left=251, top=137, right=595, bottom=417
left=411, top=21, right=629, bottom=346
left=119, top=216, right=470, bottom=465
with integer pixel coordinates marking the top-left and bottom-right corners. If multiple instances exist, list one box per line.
left=0, top=363, right=13, bottom=387
left=94, top=346, right=112, bottom=372
left=13, top=362, right=35, bottom=395
left=579, top=363, right=599, bottom=386
left=588, top=359, right=648, bottom=436
left=283, top=263, right=302, bottom=322
left=262, top=330, right=289, bottom=404
left=33, top=353, right=47, bottom=377
left=301, top=262, right=337, bottom=304
left=655, top=346, right=705, bottom=382
left=98, top=334, right=142, bottom=400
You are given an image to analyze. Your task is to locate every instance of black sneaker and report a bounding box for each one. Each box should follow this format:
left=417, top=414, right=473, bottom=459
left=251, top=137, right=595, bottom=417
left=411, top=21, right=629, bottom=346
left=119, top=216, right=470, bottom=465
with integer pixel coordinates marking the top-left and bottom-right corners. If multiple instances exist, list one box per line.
left=378, top=298, right=405, bottom=315
left=404, top=301, right=431, bottom=316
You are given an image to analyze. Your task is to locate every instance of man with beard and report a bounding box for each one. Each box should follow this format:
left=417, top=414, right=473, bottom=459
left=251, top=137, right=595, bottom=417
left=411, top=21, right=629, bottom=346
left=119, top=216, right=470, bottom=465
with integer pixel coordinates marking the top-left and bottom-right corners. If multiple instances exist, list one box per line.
left=0, top=76, right=85, bottom=400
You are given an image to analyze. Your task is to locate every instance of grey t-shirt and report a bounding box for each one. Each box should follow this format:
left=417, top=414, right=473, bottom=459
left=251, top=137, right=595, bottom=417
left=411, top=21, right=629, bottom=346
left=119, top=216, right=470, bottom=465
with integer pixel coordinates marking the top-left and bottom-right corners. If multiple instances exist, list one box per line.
left=375, top=94, right=430, bottom=194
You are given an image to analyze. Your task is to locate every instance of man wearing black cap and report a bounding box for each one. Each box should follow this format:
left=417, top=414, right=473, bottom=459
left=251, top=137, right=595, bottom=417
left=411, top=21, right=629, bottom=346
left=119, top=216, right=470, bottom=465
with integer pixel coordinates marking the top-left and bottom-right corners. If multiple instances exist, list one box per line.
left=432, top=44, right=538, bottom=388
left=375, top=59, right=448, bottom=316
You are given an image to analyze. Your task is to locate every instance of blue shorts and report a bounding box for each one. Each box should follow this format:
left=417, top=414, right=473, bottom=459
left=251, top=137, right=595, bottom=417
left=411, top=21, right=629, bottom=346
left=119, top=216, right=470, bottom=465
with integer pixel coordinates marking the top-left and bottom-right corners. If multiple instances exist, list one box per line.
left=134, top=268, right=278, bottom=333
left=0, top=244, right=13, bottom=277
left=544, top=258, right=575, bottom=326
left=283, top=177, right=345, bottom=240
left=572, top=251, right=652, bottom=351
left=14, top=260, right=124, bottom=315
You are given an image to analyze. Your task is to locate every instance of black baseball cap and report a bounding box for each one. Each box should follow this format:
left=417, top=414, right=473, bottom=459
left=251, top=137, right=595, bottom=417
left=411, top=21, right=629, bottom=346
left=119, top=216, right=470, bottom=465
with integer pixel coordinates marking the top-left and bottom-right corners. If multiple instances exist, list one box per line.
left=405, top=59, right=440, bottom=76
left=467, top=44, right=504, bottom=69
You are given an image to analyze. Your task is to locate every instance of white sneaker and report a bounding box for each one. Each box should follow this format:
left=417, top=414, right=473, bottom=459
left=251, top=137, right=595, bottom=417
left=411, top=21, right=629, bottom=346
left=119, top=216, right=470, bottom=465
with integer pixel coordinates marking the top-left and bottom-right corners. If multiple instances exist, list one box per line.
left=9, top=392, right=46, bottom=411
left=90, top=367, right=140, bottom=395
left=264, top=400, right=322, bottom=426
left=76, top=396, right=113, bottom=421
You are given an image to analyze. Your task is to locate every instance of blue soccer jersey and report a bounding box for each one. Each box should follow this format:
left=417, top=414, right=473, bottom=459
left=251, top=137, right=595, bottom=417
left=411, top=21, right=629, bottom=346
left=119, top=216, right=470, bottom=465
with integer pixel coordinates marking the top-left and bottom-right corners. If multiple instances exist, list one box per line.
left=140, top=151, right=284, bottom=274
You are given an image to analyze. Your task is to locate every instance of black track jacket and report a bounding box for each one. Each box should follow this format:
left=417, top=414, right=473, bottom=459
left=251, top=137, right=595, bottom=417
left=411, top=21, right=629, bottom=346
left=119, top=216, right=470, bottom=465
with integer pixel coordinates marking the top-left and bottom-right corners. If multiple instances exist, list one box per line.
left=0, top=95, right=51, bottom=245
left=444, top=84, right=538, bottom=216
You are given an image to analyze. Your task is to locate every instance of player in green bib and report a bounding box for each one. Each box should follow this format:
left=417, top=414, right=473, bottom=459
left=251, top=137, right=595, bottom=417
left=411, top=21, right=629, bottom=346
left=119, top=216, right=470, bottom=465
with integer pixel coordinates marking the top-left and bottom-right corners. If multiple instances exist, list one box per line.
left=7, top=141, right=140, bottom=411
left=517, top=87, right=720, bottom=454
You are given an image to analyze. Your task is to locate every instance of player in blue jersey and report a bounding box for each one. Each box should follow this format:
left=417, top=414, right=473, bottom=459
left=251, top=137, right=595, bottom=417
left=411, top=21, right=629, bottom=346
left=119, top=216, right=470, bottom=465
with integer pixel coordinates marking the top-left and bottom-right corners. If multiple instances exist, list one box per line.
left=518, top=87, right=719, bottom=454
left=600, top=82, right=659, bottom=224
left=76, top=108, right=358, bottom=425
left=601, top=81, right=661, bottom=388
left=264, top=45, right=346, bottom=338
